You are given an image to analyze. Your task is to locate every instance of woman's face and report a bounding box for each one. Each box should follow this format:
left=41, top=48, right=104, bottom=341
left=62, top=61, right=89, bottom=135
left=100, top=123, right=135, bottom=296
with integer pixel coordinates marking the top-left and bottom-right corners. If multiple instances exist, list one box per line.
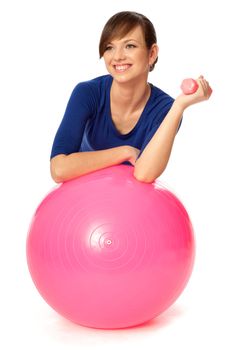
left=103, top=25, right=158, bottom=84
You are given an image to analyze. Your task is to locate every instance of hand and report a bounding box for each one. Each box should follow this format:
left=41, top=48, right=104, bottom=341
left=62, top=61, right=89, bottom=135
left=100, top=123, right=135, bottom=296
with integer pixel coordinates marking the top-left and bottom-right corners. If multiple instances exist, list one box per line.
left=127, top=146, right=141, bottom=166
left=175, top=75, right=213, bottom=110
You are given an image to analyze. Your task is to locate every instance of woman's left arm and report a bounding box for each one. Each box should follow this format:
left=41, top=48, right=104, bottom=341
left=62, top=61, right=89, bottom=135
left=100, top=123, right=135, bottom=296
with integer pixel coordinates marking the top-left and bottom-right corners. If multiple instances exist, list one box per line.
left=134, top=76, right=212, bottom=183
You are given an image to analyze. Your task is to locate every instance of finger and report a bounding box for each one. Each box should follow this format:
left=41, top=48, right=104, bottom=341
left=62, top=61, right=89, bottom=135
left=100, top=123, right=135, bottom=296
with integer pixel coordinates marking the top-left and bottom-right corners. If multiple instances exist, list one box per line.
left=208, top=86, right=213, bottom=96
left=197, top=75, right=212, bottom=97
left=198, top=75, right=209, bottom=88
left=201, top=79, right=208, bottom=90
left=197, top=78, right=207, bottom=96
left=200, top=79, right=212, bottom=97
left=197, top=76, right=206, bottom=90
left=197, top=77, right=204, bottom=88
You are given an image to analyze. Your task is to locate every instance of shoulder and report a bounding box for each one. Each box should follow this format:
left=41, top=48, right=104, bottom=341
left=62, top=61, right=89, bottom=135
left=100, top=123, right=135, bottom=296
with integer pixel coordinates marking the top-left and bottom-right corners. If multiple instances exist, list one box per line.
left=146, top=84, right=175, bottom=123
left=72, top=74, right=112, bottom=97
left=67, top=75, right=111, bottom=109
left=149, top=83, right=174, bottom=107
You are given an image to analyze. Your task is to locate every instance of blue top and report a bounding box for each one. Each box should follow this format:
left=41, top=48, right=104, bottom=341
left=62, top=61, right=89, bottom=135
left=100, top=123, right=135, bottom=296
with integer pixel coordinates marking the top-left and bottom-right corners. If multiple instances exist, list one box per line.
left=50, top=74, right=182, bottom=165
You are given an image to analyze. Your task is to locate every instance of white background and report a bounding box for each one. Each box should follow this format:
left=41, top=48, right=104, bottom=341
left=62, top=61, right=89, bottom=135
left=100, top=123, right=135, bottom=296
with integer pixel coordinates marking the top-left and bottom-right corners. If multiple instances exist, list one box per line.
left=1, top=0, right=232, bottom=349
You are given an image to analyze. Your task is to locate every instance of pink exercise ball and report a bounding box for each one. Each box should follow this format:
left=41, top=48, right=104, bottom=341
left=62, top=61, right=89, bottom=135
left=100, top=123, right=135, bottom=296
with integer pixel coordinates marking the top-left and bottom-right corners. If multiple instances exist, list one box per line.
left=26, top=165, right=195, bottom=329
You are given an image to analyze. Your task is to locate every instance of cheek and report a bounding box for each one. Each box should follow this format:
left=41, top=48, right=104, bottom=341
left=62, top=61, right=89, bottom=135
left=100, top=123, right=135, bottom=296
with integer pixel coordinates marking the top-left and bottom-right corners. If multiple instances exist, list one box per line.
left=103, top=57, right=112, bottom=68
left=103, top=52, right=111, bottom=61
left=134, top=51, right=149, bottom=63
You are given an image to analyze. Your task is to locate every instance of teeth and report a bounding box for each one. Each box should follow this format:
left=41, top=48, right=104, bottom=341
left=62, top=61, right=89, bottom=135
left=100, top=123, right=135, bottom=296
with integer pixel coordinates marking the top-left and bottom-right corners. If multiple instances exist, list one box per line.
left=115, top=65, right=131, bottom=71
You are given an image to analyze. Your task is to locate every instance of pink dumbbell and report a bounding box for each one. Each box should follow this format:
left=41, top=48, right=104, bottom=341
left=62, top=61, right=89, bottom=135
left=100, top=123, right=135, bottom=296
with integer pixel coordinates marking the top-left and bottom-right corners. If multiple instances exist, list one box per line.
left=181, top=78, right=199, bottom=95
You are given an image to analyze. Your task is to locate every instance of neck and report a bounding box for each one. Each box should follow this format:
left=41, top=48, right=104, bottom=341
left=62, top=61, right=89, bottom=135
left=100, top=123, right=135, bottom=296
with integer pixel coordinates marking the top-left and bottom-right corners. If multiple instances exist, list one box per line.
left=110, top=77, right=151, bottom=115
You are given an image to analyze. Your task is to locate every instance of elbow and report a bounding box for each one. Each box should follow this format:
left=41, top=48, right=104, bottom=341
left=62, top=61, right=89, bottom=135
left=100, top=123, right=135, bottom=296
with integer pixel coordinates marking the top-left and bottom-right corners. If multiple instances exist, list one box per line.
left=50, top=165, right=63, bottom=183
left=133, top=173, right=158, bottom=183
left=133, top=167, right=163, bottom=184
left=52, top=174, right=64, bottom=184
left=50, top=155, right=66, bottom=183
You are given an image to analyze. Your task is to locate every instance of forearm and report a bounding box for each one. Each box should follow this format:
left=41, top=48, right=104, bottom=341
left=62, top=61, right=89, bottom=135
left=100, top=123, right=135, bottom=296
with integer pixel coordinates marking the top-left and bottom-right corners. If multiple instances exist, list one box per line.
left=134, top=101, right=184, bottom=182
left=51, top=146, right=129, bottom=183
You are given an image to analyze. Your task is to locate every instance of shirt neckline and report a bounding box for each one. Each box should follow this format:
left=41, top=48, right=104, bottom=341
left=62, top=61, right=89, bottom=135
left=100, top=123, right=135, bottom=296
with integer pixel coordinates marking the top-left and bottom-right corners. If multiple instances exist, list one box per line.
left=106, top=75, right=154, bottom=138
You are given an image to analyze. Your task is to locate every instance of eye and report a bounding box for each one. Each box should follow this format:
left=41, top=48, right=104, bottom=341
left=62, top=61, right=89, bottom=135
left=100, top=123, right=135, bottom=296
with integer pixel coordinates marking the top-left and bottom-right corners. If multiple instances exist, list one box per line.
left=105, top=46, right=113, bottom=51
left=126, top=44, right=136, bottom=49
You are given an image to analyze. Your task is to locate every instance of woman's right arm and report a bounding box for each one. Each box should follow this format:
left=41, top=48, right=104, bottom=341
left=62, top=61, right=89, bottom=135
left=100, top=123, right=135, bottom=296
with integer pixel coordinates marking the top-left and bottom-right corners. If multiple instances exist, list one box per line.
left=50, top=81, right=140, bottom=182
left=50, top=146, right=138, bottom=183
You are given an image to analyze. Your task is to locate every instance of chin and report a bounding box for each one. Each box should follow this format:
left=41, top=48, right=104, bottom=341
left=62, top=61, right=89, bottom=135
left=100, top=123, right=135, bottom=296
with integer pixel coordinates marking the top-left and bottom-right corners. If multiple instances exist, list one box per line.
left=110, top=72, right=137, bottom=83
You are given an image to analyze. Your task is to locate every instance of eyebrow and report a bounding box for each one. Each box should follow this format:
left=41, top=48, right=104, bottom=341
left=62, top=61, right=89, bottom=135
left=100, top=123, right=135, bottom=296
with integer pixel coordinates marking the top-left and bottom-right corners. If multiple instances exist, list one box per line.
left=108, top=39, right=139, bottom=44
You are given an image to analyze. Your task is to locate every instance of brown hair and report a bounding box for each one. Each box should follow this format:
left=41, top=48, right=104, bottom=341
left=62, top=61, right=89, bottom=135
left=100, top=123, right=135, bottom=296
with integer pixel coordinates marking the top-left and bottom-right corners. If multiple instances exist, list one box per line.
left=99, top=11, right=158, bottom=72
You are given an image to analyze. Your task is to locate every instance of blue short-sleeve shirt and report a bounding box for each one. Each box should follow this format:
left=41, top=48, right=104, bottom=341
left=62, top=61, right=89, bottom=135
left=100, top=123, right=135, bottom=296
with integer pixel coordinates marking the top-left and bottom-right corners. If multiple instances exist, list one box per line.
left=50, top=74, right=182, bottom=165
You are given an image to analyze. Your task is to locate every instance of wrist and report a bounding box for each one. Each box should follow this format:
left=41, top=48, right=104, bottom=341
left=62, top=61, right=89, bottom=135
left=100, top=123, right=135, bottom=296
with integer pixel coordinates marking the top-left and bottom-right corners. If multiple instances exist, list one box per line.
left=121, top=145, right=132, bottom=161
left=172, top=100, right=187, bottom=113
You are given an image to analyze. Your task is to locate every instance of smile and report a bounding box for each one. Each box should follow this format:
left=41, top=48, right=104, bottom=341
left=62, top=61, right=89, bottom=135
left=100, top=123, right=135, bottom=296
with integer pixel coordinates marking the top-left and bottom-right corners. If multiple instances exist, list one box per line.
left=114, top=64, right=132, bottom=72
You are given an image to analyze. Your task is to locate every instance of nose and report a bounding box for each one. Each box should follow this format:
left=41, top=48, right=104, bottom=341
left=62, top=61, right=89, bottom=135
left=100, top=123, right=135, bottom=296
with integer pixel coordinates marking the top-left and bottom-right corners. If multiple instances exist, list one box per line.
left=112, top=46, right=126, bottom=61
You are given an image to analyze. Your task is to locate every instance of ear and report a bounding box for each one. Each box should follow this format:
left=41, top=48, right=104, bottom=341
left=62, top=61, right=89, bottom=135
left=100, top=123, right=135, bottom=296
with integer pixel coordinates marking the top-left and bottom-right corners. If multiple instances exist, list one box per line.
left=149, top=44, right=159, bottom=65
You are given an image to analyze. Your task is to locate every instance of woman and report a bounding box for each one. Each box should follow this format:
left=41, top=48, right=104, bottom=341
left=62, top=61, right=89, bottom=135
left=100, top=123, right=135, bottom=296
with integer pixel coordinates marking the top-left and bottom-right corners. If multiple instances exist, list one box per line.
left=50, top=11, right=212, bottom=183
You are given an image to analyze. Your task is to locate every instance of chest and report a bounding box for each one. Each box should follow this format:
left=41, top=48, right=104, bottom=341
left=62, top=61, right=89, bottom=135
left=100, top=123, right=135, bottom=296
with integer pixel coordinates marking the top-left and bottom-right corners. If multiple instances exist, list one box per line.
left=111, top=115, right=139, bottom=135
left=110, top=105, right=144, bottom=135
left=109, top=92, right=150, bottom=135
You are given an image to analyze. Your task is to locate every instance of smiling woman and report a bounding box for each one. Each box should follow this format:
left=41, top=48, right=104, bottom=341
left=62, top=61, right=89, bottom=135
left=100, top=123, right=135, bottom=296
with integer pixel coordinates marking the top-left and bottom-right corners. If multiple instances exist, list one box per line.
left=50, top=11, right=212, bottom=183
left=102, top=25, right=158, bottom=83
left=99, top=12, right=158, bottom=72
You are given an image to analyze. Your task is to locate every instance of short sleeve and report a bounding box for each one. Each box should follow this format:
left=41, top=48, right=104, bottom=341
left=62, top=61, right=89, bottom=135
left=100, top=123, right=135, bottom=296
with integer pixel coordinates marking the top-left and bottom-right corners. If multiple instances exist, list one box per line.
left=137, top=98, right=183, bottom=160
left=50, top=82, right=95, bottom=160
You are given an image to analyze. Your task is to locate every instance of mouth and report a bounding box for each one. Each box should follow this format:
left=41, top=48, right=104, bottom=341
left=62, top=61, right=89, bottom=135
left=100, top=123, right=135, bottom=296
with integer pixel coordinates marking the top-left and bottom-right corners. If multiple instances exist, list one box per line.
left=113, top=64, right=132, bottom=73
